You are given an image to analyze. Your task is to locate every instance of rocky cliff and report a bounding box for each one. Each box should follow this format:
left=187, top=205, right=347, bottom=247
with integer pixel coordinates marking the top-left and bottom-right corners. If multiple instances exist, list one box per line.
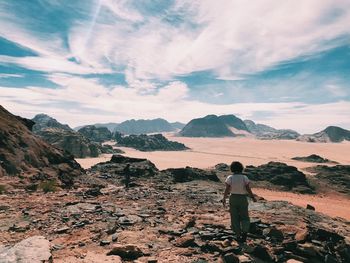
left=0, top=105, right=83, bottom=187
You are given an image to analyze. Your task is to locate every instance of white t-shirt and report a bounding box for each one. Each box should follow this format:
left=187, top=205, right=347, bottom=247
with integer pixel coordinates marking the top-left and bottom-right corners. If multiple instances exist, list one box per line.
left=225, top=174, right=250, bottom=195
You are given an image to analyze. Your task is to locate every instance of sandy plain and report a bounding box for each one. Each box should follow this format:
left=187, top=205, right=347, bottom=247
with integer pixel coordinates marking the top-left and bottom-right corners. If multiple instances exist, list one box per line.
left=76, top=135, right=350, bottom=220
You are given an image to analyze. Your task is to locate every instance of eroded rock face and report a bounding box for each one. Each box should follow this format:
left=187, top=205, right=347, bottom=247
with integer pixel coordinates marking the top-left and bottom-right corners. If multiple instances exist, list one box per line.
left=116, top=134, right=189, bottom=151
left=0, top=105, right=83, bottom=187
left=78, top=125, right=112, bottom=142
left=245, top=162, right=315, bottom=194
left=35, top=128, right=103, bottom=158
left=0, top=236, right=51, bottom=263
left=306, top=165, right=350, bottom=195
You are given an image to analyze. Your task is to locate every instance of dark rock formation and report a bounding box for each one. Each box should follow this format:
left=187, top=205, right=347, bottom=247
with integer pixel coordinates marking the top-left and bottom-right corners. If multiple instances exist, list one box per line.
left=306, top=165, right=350, bottom=195
left=297, top=126, right=350, bottom=143
left=180, top=115, right=235, bottom=137
left=32, top=114, right=72, bottom=133
left=0, top=105, right=83, bottom=187
left=162, top=167, right=220, bottom=183
left=74, top=122, right=119, bottom=132
left=244, top=120, right=300, bottom=140
left=116, top=134, right=189, bottom=151
left=245, top=162, right=315, bottom=193
left=77, top=125, right=112, bottom=142
left=292, top=154, right=336, bottom=163
left=89, top=154, right=159, bottom=179
left=35, top=128, right=103, bottom=158
left=114, top=118, right=176, bottom=134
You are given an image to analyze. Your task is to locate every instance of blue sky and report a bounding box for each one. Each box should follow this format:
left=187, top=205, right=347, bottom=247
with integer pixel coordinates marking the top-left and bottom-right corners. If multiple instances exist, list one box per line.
left=0, top=0, right=349, bottom=133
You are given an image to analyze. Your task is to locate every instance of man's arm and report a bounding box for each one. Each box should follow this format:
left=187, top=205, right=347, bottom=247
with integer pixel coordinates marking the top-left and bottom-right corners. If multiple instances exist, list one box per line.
left=222, top=183, right=230, bottom=207
left=245, top=183, right=257, bottom=202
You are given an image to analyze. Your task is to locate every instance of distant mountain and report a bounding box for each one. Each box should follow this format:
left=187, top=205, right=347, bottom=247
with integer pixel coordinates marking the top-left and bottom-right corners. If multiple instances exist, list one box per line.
left=297, top=126, right=350, bottom=143
left=77, top=125, right=112, bottom=142
left=180, top=115, right=236, bottom=137
left=74, top=122, right=119, bottom=132
left=32, top=114, right=72, bottom=132
left=244, top=120, right=300, bottom=140
left=170, top=122, right=186, bottom=130
left=114, top=118, right=176, bottom=134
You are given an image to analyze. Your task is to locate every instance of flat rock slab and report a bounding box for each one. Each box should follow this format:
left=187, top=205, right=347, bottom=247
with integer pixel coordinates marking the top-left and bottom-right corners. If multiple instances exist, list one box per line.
left=0, top=236, right=51, bottom=263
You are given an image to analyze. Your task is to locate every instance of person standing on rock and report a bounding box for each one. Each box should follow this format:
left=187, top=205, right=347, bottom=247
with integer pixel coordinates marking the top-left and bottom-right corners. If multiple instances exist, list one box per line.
left=222, top=161, right=257, bottom=242
left=123, top=164, right=131, bottom=189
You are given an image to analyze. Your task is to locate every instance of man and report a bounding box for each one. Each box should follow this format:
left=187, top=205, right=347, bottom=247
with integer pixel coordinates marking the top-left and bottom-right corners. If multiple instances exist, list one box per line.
left=222, top=161, right=257, bottom=242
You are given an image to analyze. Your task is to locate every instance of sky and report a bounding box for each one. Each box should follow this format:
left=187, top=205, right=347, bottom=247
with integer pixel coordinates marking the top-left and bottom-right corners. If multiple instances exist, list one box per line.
left=0, top=0, right=349, bottom=133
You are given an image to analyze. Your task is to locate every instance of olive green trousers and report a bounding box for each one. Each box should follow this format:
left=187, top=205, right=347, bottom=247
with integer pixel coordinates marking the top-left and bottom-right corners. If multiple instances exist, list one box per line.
left=229, top=194, right=250, bottom=235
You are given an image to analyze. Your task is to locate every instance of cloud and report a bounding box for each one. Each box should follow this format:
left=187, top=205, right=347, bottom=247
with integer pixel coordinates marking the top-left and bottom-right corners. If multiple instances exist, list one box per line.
left=1, top=75, right=349, bottom=133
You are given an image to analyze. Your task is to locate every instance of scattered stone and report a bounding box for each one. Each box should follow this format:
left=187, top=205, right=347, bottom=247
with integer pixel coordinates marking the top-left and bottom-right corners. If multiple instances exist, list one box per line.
left=251, top=245, right=274, bottom=262
left=0, top=236, right=51, bottom=263
left=306, top=204, right=315, bottom=211
left=175, top=234, right=196, bottom=248
left=55, top=226, right=70, bottom=234
left=263, top=227, right=284, bottom=241
left=107, top=244, right=143, bottom=260
left=100, top=240, right=111, bottom=246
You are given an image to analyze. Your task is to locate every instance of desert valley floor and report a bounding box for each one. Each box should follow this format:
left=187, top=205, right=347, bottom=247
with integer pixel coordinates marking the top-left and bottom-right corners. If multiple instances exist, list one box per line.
left=77, top=135, right=350, bottom=220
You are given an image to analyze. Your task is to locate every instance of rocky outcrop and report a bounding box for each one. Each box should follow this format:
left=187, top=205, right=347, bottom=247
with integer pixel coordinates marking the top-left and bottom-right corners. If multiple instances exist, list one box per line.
left=219, top=115, right=249, bottom=131
left=162, top=167, right=220, bottom=183
left=0, top=236, right=51, bottom=263
left=32, top=113, right=72, bottom=133
left=114, top=118, right=176, bottom=134
left=0, top=105, right=82, bottom=187
left=36, top=128, right=103, bottom=158
left=297, top=126, right=350, bottom=143
left=244, top=120, right=300, bottom=140
left=89, top=154, right=159, bottom=179
left=306, top=165, right=350, bottom=195
left=245, top=162, right=315, bottom=193
left=292, top=154, right=337, bottom=163
left=78, top=125, right=112, bottom=142
left=74, top=122, right=120, bottom=132
left=116, top=134, right=189, bottom=151
left=180, top=115, right=235, bottom=137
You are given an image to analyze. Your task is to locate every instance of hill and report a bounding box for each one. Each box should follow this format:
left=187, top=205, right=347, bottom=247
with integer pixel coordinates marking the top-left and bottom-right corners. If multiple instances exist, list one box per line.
left=0, top=105, right=82, bottom=187
left=244, top=120, right=300, bottom=139
left=32, top=114, right=72, bottom=132
left=114, top=118, right=176, bottom=134
left=77, top=125, right=112, bottom=142
left=180, top=115, right=235, bottom=137
left=297, top=126, right=350, bottom=143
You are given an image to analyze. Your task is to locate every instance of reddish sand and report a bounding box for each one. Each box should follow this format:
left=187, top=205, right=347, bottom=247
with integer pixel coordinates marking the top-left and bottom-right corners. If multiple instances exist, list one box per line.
left=76, top=136, right=350, bottom=220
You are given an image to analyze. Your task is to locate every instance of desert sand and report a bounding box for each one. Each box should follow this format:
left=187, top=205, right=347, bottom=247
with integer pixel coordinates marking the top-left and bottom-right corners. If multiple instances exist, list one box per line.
left=76, top=136, right=350, bottom=220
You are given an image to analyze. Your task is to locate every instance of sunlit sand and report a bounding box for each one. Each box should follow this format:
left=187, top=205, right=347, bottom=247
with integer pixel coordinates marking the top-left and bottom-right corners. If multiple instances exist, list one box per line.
left=76, top=136, right=350, bottom=219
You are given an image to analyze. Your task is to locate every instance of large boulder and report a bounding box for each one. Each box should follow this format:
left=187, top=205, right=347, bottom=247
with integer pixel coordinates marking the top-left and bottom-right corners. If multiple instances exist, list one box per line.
left=0, top=236, right=51, bottom=263
left=162, top=167, right=220, bottom=183
left=292, top=154, right=336, bottom=163
left=89, top=154, right=158, bottom=178
left=78, top=125, right=112, bottom=142
left=0, top=105, right=83, bottom=187
left=116, top=134, right=189, bottom=151
left=245, top=162, right=314, bottom=193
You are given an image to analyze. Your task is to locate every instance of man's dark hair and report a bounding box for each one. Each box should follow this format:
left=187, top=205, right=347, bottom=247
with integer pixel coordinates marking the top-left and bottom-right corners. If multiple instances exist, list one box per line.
left=230, top=161, right=244, bottom=173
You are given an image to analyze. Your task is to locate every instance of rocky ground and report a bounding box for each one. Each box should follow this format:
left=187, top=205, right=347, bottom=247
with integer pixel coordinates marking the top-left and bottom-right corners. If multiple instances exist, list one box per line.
left=1, top=156, right=349, bottom=263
